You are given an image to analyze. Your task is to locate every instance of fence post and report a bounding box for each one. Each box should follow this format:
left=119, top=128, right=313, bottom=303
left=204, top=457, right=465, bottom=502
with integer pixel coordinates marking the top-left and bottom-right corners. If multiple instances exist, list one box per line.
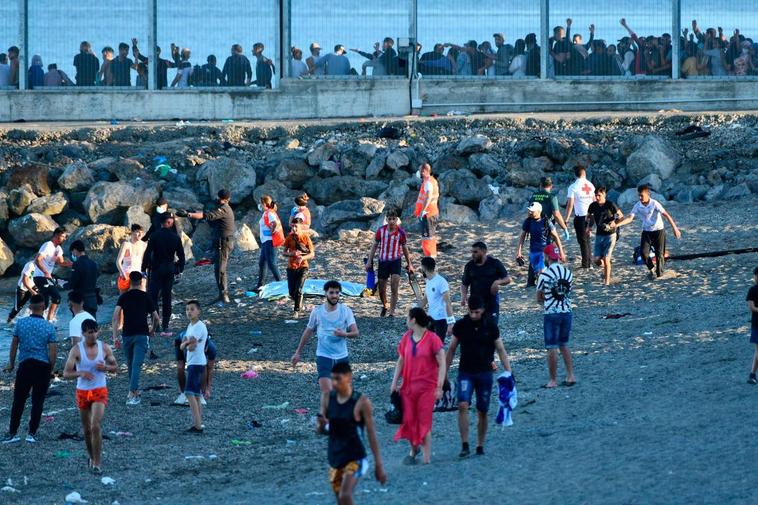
left=409, top=0, right=418, bottom=79
left=280, top=0, right=291, bottom=78
left=147, top=0, right=157, bottom=90
left=18, top=0, right=28, bottom=90
left=540, top=0, right=549, bottom=79
left=671, top=0, right=681, bottom=79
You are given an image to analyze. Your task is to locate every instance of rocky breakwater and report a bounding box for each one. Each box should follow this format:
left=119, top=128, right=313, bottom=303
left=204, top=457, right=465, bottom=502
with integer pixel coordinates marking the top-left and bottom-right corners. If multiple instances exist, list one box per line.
left=1, top=113, right=757, bottom=276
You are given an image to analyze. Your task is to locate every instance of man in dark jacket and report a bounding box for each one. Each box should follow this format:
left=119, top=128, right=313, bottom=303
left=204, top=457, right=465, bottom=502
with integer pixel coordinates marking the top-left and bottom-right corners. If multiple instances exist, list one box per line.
left=142, top=213, right=185, bottom=336
left=64, top=240, right=99, bottom=317
left=222, top=44, right=252, bottom=86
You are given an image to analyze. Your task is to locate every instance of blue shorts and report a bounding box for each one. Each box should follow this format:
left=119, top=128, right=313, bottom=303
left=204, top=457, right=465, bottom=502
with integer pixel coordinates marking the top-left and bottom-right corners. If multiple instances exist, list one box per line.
left=544, top=312, right=572, bottom=349
left=316, top=356, right=349, bottom=379
left=751, top=327, right=758, bottom=344
left=593, top=234, right=617, bottom=258
left=457, top=370, right=494, bottom=413
left=185, top=365, right=205, bottom=397
left=529, top=252, right=545, bottom=273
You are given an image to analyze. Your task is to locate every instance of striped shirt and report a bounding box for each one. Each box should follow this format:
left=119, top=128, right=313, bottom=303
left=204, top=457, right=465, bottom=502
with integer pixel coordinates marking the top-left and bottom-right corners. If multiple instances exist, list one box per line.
left=375, top=225, right=406, bottom=262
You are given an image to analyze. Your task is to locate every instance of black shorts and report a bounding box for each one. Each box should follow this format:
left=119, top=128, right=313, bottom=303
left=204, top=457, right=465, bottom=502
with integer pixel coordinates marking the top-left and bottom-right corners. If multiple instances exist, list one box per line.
left=33, top=276, right=61, bottom=305
left=377, top=259, right=402, bottom=280
left=421, top=215, right=438, bottom=239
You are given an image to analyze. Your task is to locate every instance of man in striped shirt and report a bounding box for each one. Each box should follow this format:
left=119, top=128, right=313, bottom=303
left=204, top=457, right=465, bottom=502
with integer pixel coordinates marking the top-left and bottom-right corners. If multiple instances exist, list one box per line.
left=366, top=210, right=414, bottom=317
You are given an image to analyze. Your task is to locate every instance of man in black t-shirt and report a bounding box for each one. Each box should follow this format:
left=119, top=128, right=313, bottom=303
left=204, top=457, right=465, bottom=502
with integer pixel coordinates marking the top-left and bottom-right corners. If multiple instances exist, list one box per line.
left=746, top=266, right=758, bottom=384
left=73, top=41, right=99, bottom=86
left=111, top=272, right=160, bottom=405
left=446, top=296, right=512, bottom=458
left=461, top=241, right=511, bottom=325
left=110, top=42, right=133, bottom=86
left=585, top=186, right=623, bottom=285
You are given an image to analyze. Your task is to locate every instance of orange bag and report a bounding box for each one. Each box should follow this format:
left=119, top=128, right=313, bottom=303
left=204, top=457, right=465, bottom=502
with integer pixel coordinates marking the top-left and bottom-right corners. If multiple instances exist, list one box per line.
left=117, top=275, right=130, bottom=292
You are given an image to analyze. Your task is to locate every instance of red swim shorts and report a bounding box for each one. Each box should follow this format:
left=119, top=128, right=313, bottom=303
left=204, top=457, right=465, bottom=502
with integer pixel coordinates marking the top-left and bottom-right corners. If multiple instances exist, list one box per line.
left=76, top=387, right=109, bottom=409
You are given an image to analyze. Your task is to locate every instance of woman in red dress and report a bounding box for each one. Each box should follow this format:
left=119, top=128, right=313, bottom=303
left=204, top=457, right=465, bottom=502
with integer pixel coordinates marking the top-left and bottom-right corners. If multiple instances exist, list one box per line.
left=391, top=307, right=446, bottom=464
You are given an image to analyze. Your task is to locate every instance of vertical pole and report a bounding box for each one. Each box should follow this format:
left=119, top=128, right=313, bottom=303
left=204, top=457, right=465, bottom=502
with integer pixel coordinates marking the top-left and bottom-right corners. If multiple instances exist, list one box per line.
left=540, top=0, right=549, bottom=79
left=18, top=0, right=28, bottom=90
left=147, top=0, right=157, bottom=90
left=409, top=0, right=418, bottom=79
left=671, top=0, right=681, bottom=79
left=280, top=0, right=291, bottom=78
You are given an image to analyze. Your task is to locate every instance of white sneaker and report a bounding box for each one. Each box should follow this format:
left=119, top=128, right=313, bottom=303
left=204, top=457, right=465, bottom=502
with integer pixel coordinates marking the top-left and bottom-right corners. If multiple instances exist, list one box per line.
left=174, top=393, right=188, bottom=405
left=200, top=396, right=207, bottom=406
left=25, top=433, right=37, bottom=443
left=126, top=396, right=141, bottom=406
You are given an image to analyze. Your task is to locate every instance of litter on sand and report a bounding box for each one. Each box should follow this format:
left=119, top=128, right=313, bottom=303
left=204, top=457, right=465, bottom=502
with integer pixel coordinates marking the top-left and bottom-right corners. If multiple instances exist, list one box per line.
left=240, top=370, right=259, bottom=379
left=294, top=408, right=309, bottom=415
left=109, top=431, right=134, bottom=437
left=603, top=313, right=632, bottom=319
left=284, top=320, right=298, bottom=324
left=262, top=401, right=289, bottom=410
left=246, top=420, right=263, bottom=430
left=100, top=477, right=115, bottom=486
left=1, top=486, right=20, bottom=493
left=65, top=491, right=88, bottom=503
left=258, top=279, right=365, bottom=300
left=231, top=439, right=252, bottom=446
left=59, top=432, right=84, bottom=441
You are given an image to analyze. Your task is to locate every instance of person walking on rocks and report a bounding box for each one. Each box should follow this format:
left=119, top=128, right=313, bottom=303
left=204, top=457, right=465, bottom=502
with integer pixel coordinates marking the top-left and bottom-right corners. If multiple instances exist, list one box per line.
left=446, top=295, right=512, bottom=457
left=516, top=202, right=566, bottom=281
left=112, top=271, right=160, bottom=405
left=292, top=281, right=360, bottom=413
left=63, top=240, right=100, bottom=317
left=255, top=195, right=284, bottom=291
left=282, top=217, right=315, bottom=317
left=536, top=244, right=576, bottom=388
left=116, top=224, right=146, bottom=293
left=413, top=163, right=440, bottom=258
left=611, top=184, right=681, bottom=279
left=391, top=307, right=446, bottom=465
left=585, top=187, right=623, bottom=285
left=62, top=319, right=117, bottom=473
left=33, top=227, right=72, bottom=323
left=67, top=291, right=95, bottom=346
left=179, top=300, right=208, bottom=433
left=188, top=189, right=235, bottom=303
left=7, top=260, right=38, bottom=324
left=366, top=209, right=414, bottom=317
left=142, top=212, right=185, bottom=336
left=2, top=295, right=57, bottom=444
left=317, top=361, right=387, bottom=502
left=461, top=241, right=511, bottom=325
left=745, top=266, right=758, bottom=385
left=564, top=165, right=596, bottom=269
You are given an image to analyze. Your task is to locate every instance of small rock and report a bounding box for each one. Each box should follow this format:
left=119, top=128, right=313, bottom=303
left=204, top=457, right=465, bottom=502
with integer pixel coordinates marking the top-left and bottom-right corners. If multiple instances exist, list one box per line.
left=7, top=185, right=36, bottom=215
left=26, top=192, right=68, bottom=216
left=57, top=160, right=95, bottom=191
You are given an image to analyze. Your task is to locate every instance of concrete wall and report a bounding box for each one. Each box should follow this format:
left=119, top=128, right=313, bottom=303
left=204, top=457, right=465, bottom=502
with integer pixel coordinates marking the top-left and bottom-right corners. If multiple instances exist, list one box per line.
left=0, top=79, right=411, bottom=122
left=418, top=78, right=758, bottom=114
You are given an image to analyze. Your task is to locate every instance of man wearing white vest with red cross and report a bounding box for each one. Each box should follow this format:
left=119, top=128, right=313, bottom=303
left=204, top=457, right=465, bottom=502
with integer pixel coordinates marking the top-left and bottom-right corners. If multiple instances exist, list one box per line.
left=564, top=165, right=595, bottom=269
left=413, top=163, right=440, bottom=258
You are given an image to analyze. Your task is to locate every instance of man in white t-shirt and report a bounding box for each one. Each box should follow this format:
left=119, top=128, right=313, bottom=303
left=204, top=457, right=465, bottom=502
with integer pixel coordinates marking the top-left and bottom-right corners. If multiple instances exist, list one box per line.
left=7, top=261, right=38, bottom=323
left=291, top=281, right=359, bottom=414
left=68, top=291, right=95, bottom=346
left=612, top=184, right=681, bottom=278
left=564, top=165, right=596, bottom=269
left=33, top=227, right=73, bottom=322
left=180, top=300, right=208, bottom=433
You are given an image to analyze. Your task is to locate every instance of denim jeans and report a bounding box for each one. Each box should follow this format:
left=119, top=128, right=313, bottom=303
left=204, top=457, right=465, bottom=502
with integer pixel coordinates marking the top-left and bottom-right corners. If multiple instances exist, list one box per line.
left=122, top=334, right=148, bottom=392
left=257, top=241, right=281, bottom=288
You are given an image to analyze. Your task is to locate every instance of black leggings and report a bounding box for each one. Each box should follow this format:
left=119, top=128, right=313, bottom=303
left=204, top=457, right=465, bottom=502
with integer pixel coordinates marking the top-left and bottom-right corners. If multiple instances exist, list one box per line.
left=9, top=359, right=51, bottom=436
left=574, top=216, right=592, bottom=268
left=641, top=230, right=666, bottom=277
left=148, top=264, right=175, bottom=331
left=287, top=267, right=308, bottom=312
left=7, top=288, right=32, bottom=322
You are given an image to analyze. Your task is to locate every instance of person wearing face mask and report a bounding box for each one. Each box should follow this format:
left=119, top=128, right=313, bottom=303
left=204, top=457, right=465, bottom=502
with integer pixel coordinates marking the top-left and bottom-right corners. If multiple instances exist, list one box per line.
left=142, top=197, right=177, bottom=242
left=413, top=163, right=440, bottom=258
left=255, top=195, right=284, bottom=292
left=63, top=241, right=100, bottom=318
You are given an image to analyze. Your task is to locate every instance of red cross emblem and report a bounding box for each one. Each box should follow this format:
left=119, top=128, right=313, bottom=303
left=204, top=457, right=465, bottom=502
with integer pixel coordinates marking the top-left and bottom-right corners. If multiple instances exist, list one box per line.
left=581, top=183, right=593, bottom=195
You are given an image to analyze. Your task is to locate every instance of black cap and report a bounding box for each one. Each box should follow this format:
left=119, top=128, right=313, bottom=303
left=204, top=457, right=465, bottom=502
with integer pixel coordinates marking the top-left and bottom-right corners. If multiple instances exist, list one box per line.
left=218, top=189, right=231, bottom=200
left=540, top=176, right=552, bottom=187
left=160, top=211, right=174, bottom=222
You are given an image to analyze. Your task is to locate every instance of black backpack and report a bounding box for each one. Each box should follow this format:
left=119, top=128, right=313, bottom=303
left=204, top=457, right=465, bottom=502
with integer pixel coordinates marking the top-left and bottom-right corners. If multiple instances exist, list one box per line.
left=384, top=391, right=403, bottom=424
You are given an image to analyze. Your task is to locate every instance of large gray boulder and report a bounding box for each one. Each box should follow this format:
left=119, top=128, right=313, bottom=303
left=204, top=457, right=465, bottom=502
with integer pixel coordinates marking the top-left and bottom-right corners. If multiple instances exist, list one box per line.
left=163, top=187, right=202, bottom=211
left=479, top=196, right=504, bottom=221
left=234, top=223, right=259, bottom=252
left=273, top=158, right=316, bottom=189
left=438, top=169, right=493, bottom=206
left=509, top=161, right=545, bottom=188
left=124, top=206, right=152, bottom=229
left=440, top=200, right=479, bottom=224
left=365, top=150, right=388, bottom=179
left=66, top=224, right=131, bottom=273
left=545, top=137, right=571, bottom=163
left=468, top=154, right=501, bottom=177
left=318, top=160, right=341, bottom=178
left=378, top=180, right=413, bottom=210
left=106, top=159, right=145, bottom=181
left=8, top=213, right=59, bottom=247
left=304, top=176, right=388, bottom=205
left=340, top=147, right=373, bottom=178
left=253, top=180, right=301, bottom=208
left=522, top=156, right=554, bottom=173
left=386, top=150, right=410, bottom=171
left=625, top=136, right=680, bottom=182
left=321, top=198, right=385, bottom=234
left=0, top=191, right=8, bottom=228
left=0, top=237, right=13, bottom=275
left=7, top=184, right=36, bottom=215
left=26, top=192, right=68, bottom=216
left=306, top=142, right=338, bottom=166
left=456, top=134, right=493, bottom=155
left=6, top=163, right=52, bottom=196
left=196, top=157, right=257, bottom=204
left=617, top=188, right=666, bottom=208
left=84, top=181, right=160, bottom=225
left=57, top=160, right=95, bottom=191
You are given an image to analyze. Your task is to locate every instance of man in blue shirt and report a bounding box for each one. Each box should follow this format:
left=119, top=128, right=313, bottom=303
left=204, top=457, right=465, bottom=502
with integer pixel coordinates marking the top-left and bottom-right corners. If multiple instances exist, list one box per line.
left=516, top=202, right=565, bottom=279
left=2, top=295, right=57, bottom=444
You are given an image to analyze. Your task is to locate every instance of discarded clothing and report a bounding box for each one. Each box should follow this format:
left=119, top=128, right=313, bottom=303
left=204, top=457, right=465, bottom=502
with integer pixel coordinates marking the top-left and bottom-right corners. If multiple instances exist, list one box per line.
left=495, top=371, right=518, bottom=427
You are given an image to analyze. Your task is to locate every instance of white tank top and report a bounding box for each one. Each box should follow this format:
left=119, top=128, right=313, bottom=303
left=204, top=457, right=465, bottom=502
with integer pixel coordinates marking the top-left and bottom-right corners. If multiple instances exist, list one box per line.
left=76, top=340, right=107, bottom=390
left=121, top=240, right=146, bottom=274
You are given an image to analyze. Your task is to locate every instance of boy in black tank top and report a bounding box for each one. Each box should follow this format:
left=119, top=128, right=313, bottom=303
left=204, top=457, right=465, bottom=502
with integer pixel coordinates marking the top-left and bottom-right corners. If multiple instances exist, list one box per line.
left=317, top=362, right=387, bottom=502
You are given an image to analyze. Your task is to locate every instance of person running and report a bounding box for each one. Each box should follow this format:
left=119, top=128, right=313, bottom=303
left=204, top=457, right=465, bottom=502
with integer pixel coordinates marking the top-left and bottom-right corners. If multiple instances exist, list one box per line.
left=179, top=300, right=208, bottom=433
left=292, top=281, right=359, bottom=412
left=391, top=308, right=446, bottom=465
left=564, top=165, right=596, bottom=269
left=366, top=209, right=414, bottom=317
left=173, top=329, right=217, bottom=406
left=255, top=195, right=284, bottom=292
left=585, top=187, right=623, bottom=285
left=516, top=202, right=566, bottom=281
left=112, top=271, right=160, bottom=405
left=536, top=244, right=576, bottom=388
left=67, top=291, right=95, bottom=346
left=446, top=295, right=512, bottom=457
left=283, top=217, right=315, bottom=317
left=187, top=189, right=235, bottom=303
left=32, top=227, right=72, bottom=323
left=528, top=176, right=570, bottom=286
left=317, top=362, right=387, bottom=503
left=62, top=319, right=117, bottom=473
left=63, top=240, right=99, bottom=317
left=746, top=266, right=758, bottom=385
left=116, top=224, right=146, bottom=293
left=413, top=163, right=440, bottom=258
left=461, top=241, right=511, bottom=325
left=2, top=295, right=57, bottom=444
left=142, top=212, right=185, bottom=336
left=289, top=193, right=312, bottom=232
left=7, top=260, right=37, bottom=324
left=612, top=184, right=682, bottom=279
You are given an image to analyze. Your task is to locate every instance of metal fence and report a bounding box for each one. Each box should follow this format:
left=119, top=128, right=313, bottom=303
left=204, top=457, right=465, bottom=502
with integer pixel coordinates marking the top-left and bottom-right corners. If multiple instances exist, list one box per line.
left=4, top=0, right=758, bottom=90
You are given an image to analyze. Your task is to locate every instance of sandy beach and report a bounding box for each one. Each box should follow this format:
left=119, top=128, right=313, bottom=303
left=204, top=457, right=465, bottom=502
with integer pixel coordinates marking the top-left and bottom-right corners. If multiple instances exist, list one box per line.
left=0, top=195, right=756, bottom=505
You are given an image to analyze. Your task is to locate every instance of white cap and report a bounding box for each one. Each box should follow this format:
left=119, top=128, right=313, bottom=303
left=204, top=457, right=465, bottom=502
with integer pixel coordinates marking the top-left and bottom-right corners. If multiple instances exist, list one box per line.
left=527, top=202, right=542, bottom=213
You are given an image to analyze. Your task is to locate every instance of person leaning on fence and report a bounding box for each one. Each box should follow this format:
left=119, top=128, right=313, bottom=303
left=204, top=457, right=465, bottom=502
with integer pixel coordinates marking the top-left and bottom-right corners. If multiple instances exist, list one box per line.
left=223, top=44, right=252, bottom=86
left=290, top=47, right=309, bottom=78
left=253, top=43, right=275, bottom=88
left=73, top=41, right=99, bottom=86
left=110, top=42, right=133, bottom=86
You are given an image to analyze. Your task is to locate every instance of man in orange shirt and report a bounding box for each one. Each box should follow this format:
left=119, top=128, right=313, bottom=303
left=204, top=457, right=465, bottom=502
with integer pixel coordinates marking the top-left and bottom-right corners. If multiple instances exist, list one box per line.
left=413, top=163, right=440, bottom=258
left=283, top=217, right=315, bottom=317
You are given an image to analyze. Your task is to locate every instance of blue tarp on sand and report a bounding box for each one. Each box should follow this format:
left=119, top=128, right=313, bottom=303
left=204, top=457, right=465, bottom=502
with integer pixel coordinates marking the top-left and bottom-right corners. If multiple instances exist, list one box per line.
left=258, top=279, right=366, bottom=300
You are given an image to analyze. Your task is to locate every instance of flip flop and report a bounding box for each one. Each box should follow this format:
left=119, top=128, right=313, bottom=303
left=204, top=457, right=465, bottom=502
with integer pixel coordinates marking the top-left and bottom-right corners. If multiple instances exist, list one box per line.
left=540, top=384, right=558, bottom=389
left=561, top=381, right=577, bottom=387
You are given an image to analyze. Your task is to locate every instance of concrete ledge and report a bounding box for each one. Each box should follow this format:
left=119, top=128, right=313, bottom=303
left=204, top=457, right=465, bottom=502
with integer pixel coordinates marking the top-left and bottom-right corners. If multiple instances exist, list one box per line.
left=1, top=79, right=411, bottom=122
left=419, top=79, right=758, bottom=113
